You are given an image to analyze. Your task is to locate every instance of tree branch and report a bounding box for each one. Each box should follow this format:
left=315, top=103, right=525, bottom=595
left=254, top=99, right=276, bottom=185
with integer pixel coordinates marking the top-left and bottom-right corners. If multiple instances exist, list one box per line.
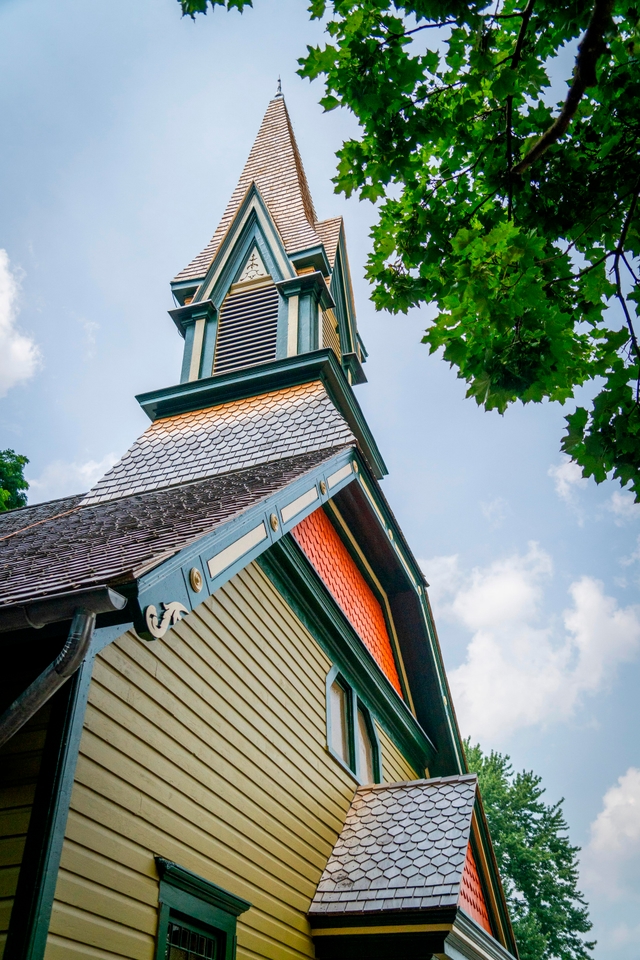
left=513, top=0, right=614, bottom=175
left=612, top=183, right=640, bottom=396
left=506, top=0, right=536, bottom=216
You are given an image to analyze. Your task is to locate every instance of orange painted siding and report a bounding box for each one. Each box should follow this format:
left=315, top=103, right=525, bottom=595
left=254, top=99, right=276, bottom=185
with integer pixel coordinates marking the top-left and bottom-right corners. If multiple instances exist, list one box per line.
left=291, top=509, right=403, bottom=697
left=459, top=842, right=492, bottom=934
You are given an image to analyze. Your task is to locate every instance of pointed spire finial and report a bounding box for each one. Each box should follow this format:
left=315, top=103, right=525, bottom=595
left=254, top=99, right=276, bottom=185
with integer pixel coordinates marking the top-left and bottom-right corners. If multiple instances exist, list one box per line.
left=275, top=76, right=283, bottom=98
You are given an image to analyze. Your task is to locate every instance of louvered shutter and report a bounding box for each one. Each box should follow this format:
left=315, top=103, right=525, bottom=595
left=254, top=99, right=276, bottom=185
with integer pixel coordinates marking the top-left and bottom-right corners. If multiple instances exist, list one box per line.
left=213, top=285, right=279, bottom=375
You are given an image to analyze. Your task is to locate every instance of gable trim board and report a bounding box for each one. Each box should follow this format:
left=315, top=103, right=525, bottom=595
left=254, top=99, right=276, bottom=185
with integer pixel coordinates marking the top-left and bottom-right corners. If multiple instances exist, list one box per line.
left=134, top=447, right=358, bottom=637
left=257, top=538, right=434, bottom=777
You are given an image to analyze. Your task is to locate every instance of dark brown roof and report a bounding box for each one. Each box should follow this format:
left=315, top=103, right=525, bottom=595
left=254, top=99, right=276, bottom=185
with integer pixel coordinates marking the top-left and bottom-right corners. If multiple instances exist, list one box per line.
left=309, top=775, right=477, bottom=916
left=174, top=97, right=323, bottom=284
left=0, top=448, right=344, bottom=608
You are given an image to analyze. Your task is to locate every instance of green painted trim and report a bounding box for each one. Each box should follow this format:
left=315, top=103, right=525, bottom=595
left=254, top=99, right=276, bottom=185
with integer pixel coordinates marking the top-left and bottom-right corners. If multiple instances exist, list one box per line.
left=155, top=858, right=249, bottom=960
left=169, top=300, right=216, bottom=338
left=5, top=653, right=95, bottom=960
left=347, top=463, right=467, bottom=774
left=258, top=537, right=434, bottom=776
left=289, top=245, right=331, bottom=277
left=471, top=798, right=518, bottom=956
left=276, top=272, right=335, bottom=311
left=196, top=183, right=295, bottom=303
left=135, top=448, right=357, bottom=639
left=322, top=499, right=413, bottom=710
left=156, top=858, right=250, bottom=917
left=325, top=664, right=383, bottom=785
left=135, top=350, right=384, bottom=479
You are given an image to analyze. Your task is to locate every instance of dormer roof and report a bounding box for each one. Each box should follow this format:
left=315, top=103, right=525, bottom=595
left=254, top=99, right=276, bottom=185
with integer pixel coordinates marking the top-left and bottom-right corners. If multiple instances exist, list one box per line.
left=174, top=96, right=324, bottom=285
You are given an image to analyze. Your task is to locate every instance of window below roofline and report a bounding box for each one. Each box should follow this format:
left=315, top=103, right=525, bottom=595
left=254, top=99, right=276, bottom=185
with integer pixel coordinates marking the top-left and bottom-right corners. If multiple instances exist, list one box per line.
left=326, top=665, right=381, bottom=785
left=155, top=857, right=250, bottom=960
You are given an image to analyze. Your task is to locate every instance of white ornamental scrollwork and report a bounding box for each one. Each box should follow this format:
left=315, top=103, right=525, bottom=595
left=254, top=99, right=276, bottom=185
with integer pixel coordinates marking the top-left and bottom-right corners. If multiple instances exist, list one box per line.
left=144, top=601, right=189, bottom=639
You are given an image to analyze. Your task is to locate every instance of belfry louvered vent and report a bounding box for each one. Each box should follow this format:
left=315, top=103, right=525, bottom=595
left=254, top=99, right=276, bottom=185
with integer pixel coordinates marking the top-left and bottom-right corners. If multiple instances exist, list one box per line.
left=213, top=285, right=279, bottom=375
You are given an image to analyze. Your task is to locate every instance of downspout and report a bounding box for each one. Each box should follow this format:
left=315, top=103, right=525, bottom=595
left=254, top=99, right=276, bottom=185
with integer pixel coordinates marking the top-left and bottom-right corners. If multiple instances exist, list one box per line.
left=0, top=585, right=127, bottom=749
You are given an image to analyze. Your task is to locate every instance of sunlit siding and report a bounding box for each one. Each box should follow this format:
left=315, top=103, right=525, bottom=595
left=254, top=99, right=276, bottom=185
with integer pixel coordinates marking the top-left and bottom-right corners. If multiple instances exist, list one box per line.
left=0, top=704, right=50, bottom=959
left=44, top=562, right=418, bottom=960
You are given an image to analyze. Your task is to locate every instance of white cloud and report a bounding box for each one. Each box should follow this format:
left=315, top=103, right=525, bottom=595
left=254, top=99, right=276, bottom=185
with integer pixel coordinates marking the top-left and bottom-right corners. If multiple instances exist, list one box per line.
left=606, top=489, right=640, bottom=526
left=0, top=249, right=40, bottom=396
left=480, top=497, right=509, bottom=528
left=548, top=455, right=587, bottom=503
left=583, top=768, right=640, bottom=901
left=421, top=546, right=640, bottom=742
left=27, top=453, right=117, bottom=503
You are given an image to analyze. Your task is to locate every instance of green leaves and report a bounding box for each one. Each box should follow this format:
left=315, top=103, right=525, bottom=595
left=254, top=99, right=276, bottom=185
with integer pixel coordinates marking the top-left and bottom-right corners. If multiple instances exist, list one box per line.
left=178, top=0, right=251, bottom=18
left=466, top=741, right=595, bottom=960
left=0, top=449, right=29, bottom=512
left=293, top=0, right=640, bottom=498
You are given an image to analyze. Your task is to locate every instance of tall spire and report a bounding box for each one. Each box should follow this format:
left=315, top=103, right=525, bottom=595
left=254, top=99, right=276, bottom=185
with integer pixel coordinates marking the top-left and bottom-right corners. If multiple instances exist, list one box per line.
left=174, top=96, right=321, bottom=284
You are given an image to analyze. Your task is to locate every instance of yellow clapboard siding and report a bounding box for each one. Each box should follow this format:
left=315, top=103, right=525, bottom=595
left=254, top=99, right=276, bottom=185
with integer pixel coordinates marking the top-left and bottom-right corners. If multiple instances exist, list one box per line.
left=48, top=901, right=154, bottom=960
left=60, top=841, right=157, bottom=906
left=77, top=727, right=332, bottom=887
left=0, top=867, right=20, bottom=899
left=53, top=869, right=156, bottom=934
left=49, top=563, right=420, bottom=960
left=0, top=701, right=50, bottom=941
left=377, top=723, right=420, bottom=783
left=0, top=808, right=31, bottom=838
left=71, top=761, right=322, bottom=917
left=64, top=811, right=155, bottom=881
left=0, top=784, right=36, bottom=811
left=45, top=931, right=135, bottom=960
left=88, top=652, right=348, bottom=840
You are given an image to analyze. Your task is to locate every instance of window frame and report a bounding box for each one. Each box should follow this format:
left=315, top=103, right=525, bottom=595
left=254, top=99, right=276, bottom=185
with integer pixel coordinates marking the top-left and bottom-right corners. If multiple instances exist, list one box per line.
left=325, top=665, right=381, bottom=785
left=155, top=857, right=250, bottom=960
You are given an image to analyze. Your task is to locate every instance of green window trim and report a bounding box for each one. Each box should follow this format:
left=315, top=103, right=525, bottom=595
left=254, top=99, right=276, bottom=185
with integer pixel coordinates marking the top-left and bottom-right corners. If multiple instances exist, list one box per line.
left=155, top=858, right=250, bottom=960
left=325, top=665, right=381, bottom=785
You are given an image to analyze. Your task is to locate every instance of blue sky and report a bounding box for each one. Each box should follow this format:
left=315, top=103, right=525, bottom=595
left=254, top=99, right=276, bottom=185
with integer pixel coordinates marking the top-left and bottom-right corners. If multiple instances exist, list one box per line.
left=1, top=0, right=639, bottom=954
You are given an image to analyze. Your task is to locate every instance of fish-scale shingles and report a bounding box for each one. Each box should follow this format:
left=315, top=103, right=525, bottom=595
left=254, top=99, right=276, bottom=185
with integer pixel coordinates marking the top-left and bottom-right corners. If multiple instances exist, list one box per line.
left=82, top=382, right=354, bottom=506
left=0, top=448, right=343, bottom=607
left=309, top=775, right=477, bottom=916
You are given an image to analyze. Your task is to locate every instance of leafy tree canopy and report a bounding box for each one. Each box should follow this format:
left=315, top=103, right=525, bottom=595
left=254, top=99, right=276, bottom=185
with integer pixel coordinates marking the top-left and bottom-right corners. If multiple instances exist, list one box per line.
left=466, top=741, right=594, bottom=960
left=181, top=0, right=640, bottom=498
left=0, top=449, right=29, bottom=512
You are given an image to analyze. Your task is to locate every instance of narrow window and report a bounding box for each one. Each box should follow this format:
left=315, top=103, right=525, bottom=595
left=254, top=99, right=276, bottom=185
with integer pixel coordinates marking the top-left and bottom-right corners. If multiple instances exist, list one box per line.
left=326, top=669, right=380, bottom=783
left=329, top=678, right=350, bottom=765
left=357, top=707, right=376, bottom=784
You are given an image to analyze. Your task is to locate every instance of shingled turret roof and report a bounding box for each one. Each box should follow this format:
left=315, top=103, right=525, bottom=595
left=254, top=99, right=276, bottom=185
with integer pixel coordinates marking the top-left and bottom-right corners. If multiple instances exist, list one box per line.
left=174, top=96, right=330, bottom=284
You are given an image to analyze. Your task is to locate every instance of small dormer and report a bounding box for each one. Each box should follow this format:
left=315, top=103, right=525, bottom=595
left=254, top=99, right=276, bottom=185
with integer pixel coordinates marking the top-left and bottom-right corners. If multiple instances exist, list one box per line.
left=169, top=94, right=366, bottom=386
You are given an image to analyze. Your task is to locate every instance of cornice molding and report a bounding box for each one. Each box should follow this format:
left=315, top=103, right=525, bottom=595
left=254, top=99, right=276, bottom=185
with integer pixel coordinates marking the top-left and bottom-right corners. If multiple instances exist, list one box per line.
left=135, top=349, right=386, bottom=479
left=156, top=857, right=250, bottom=918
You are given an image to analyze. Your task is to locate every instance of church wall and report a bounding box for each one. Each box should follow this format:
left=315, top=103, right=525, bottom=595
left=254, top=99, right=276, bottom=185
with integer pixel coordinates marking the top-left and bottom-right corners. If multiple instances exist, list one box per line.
left=0, top=703, right=50, bottom=959
left=44, top=561, right=419, bottom=960
left=377, top=724, right=421, bottom=784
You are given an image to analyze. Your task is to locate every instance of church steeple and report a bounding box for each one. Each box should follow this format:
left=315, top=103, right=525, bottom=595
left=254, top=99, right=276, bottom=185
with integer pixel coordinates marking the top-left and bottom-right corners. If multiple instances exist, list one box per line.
left=168, top=96, right=365, bottom=387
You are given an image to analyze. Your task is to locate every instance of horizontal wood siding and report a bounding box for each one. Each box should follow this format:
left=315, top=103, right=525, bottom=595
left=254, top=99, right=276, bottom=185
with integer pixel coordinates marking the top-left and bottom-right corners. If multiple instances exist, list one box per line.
left=376, top=724, right=420, bottom=784
left=46, top=563, right=420, bottom=960
left=0, top=703, right=50, bottom=959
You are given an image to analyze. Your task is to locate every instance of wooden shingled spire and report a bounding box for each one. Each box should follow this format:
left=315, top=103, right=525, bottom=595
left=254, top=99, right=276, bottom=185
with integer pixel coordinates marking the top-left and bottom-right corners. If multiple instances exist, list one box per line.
left=174, top=96, right=323, bottom=284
